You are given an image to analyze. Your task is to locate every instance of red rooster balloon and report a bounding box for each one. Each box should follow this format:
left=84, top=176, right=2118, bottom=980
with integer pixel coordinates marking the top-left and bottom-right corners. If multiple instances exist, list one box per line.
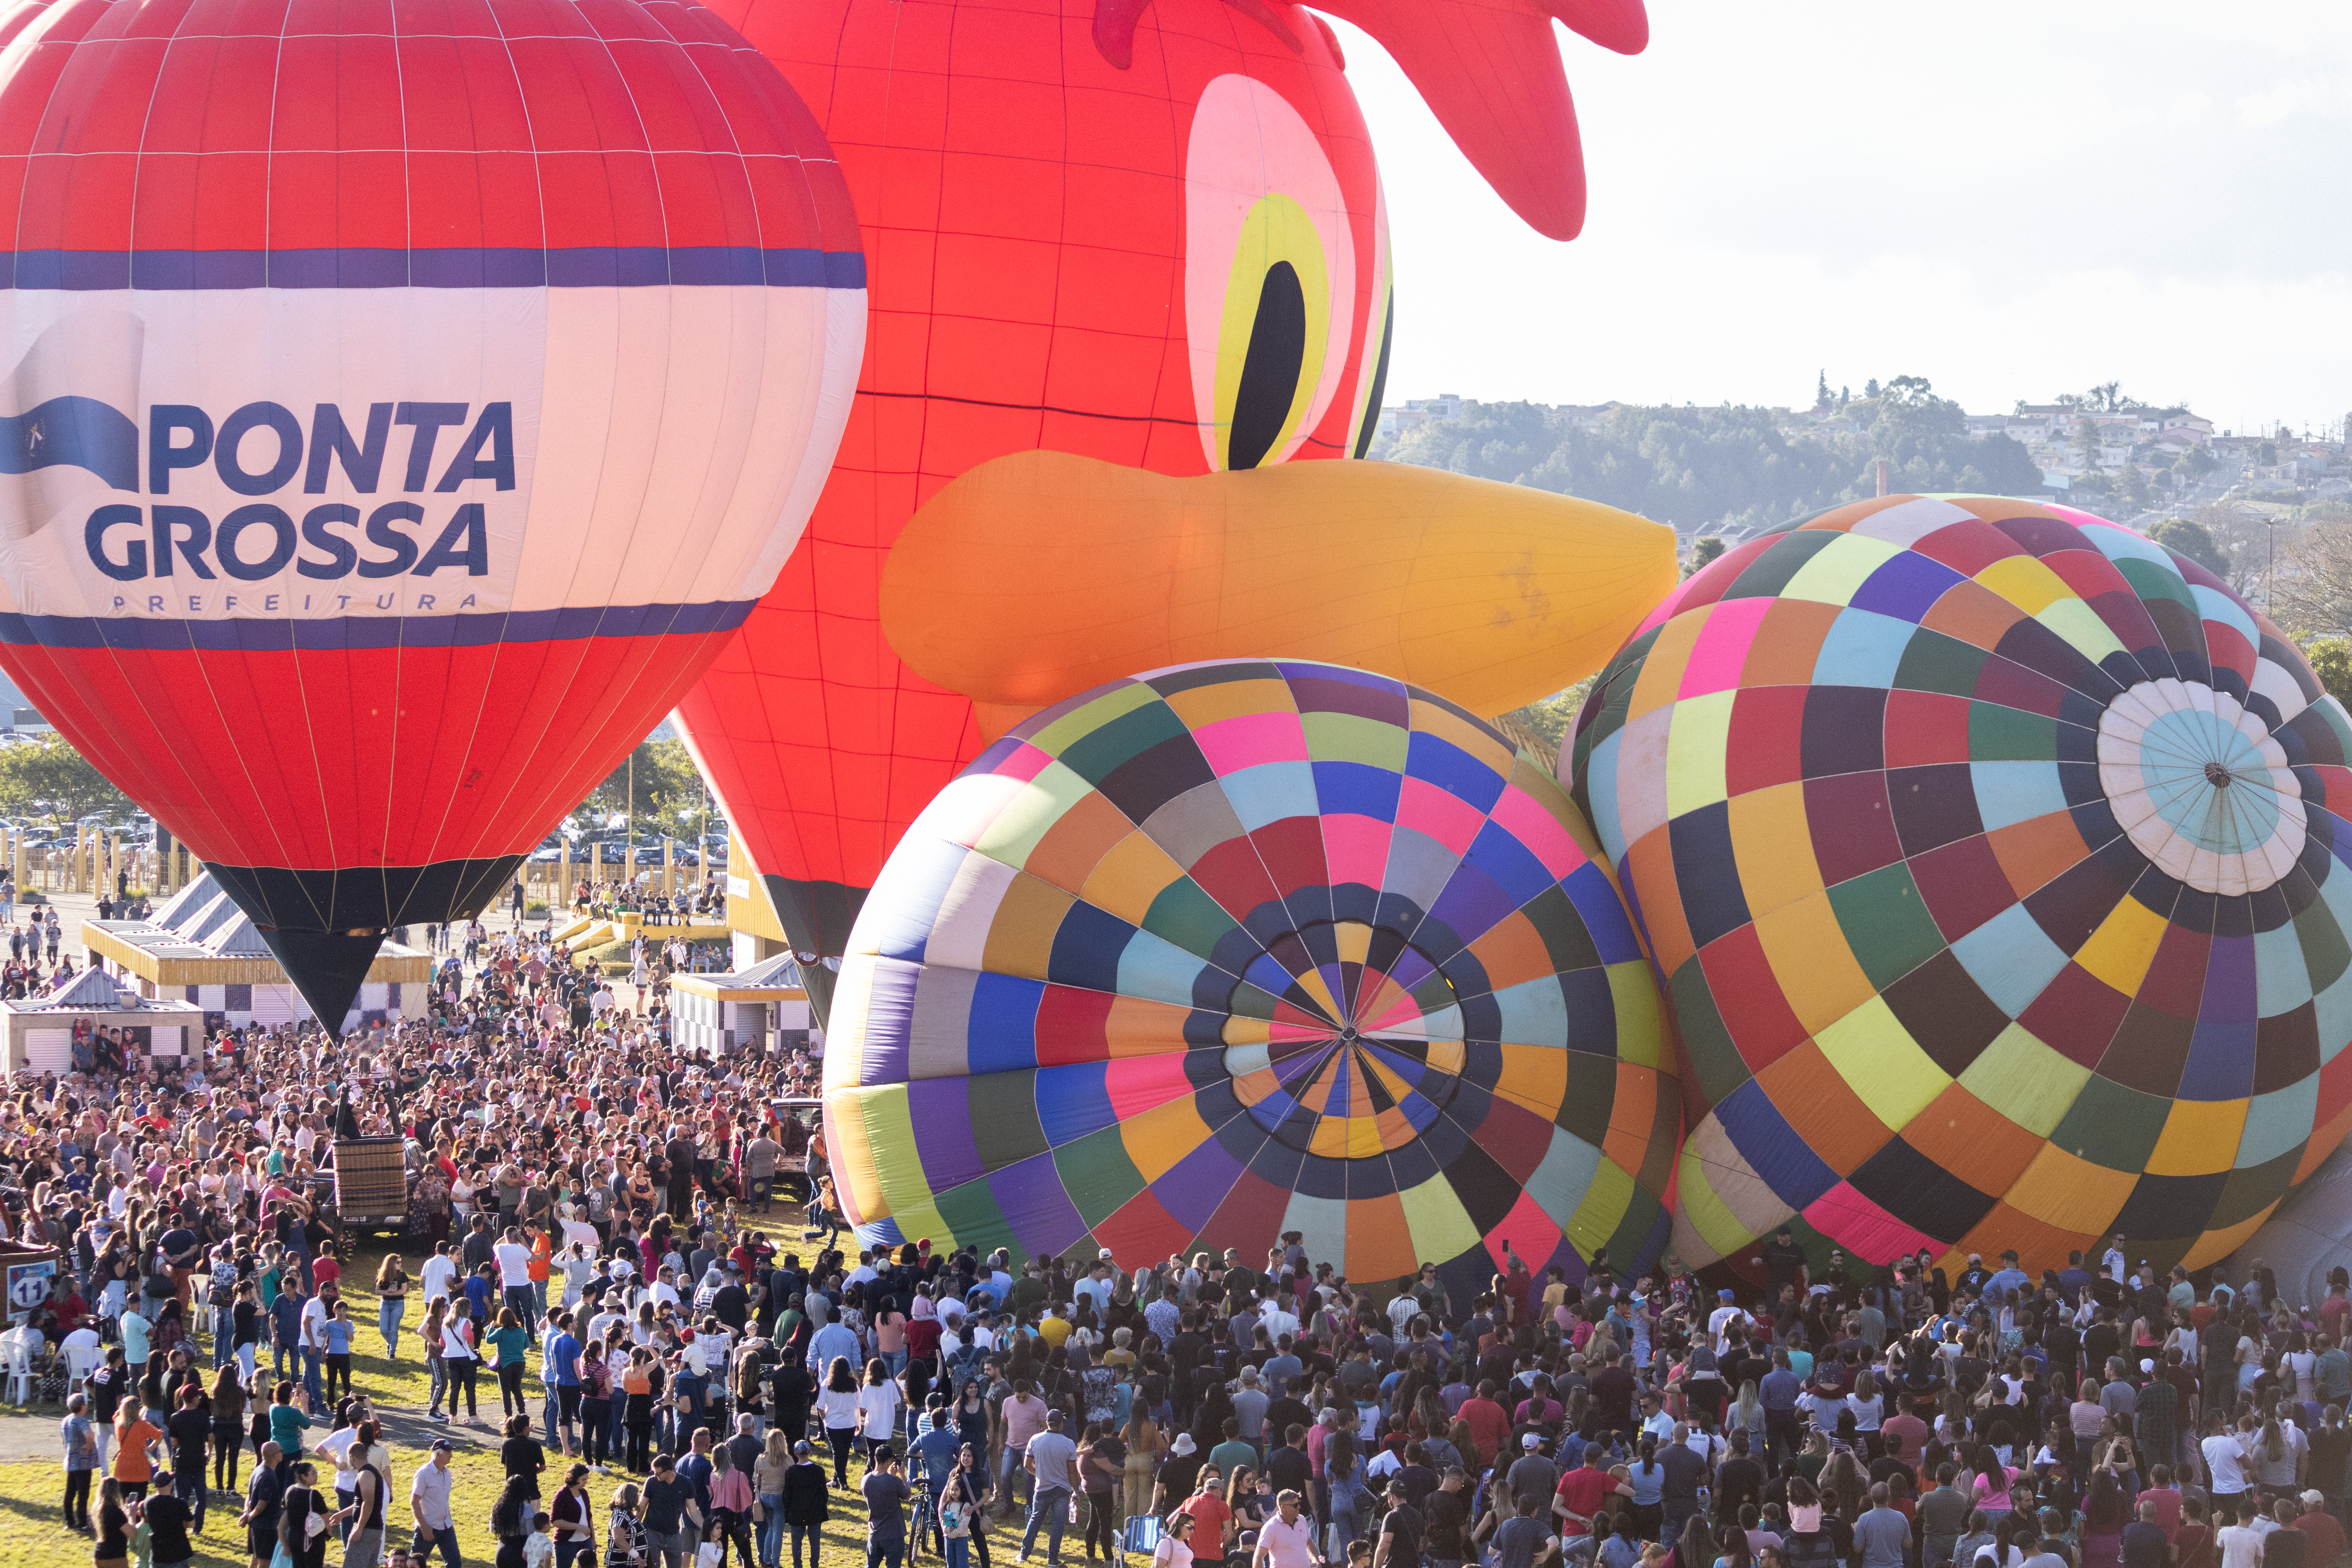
left=674, top=0, right=1653, bottom=1019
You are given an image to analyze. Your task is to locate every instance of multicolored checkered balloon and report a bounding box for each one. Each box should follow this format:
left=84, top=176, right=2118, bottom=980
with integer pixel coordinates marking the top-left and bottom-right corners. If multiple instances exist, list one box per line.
left=824, top=659, right=1679, bottom=1287
left=1570, top=495, right=2352, bottom=1274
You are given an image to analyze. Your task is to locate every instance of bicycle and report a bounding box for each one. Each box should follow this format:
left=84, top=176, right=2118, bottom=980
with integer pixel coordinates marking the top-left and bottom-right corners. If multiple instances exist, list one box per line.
left=909, top=1468, right=937, bottom=1563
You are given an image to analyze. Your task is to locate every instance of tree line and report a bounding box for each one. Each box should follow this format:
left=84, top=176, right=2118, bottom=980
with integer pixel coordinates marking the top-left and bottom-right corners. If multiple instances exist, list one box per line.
left=1373, top=381, right=2044, bottom=538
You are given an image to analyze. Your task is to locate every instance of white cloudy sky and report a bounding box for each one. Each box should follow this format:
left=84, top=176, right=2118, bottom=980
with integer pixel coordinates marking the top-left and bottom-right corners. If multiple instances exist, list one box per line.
left=1327, top=1, right=2352, bottom=434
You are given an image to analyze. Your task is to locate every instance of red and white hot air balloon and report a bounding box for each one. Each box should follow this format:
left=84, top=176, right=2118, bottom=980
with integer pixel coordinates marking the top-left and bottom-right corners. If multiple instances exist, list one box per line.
left=0, top=0, right=864, bottom=1027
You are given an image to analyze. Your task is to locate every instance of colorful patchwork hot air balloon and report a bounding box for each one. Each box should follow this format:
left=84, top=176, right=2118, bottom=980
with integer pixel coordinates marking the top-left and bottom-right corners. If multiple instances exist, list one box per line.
left=0, top=0, right=864, bottom=1026
left=1568, top=495, right=2352, bottom=1276
left=824, top=659, right=1679, bottom=1285
left=672, top=0, right=1657, bottom=1024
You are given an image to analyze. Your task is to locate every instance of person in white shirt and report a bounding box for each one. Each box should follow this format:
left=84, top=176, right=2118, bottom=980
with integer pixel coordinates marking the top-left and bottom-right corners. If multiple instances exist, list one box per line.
left=1708, top=1292, right=1742, bottom=1351
left=2214, top=1499, right=2266, bottom=1568
left=857, top=1361, right=904, bottom=1450
left=419, top=1244, right=459, bottom=1307
left=1270, top=1298, right=1308, bottom=1354
left=301, top=1293, right=331, bottom=1399
left=493, top=1227, right=537, bottom=1332
left=2202, top=1415, right=2252, bottom=1506
left=649, top=1269, right=681, bottom=1312
left=1253, top=1490, right=1322, bottom=1568
left=412, top=1437, right=458, bottom=1552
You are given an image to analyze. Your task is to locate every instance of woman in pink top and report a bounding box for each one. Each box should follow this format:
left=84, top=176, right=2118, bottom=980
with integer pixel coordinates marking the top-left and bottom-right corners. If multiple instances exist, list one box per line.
left=1970, top=1445, right=2016, bottom=1515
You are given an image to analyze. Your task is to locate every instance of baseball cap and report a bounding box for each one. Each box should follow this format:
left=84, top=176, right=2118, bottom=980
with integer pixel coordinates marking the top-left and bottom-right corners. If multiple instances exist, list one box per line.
left=1717, top=1289, right=1733, bottom=1300
left=1099, top=1248, right=1115, bottom=1261
left=794, top=1441, right=813, bottom=1457
left=1522, top=1434, right=1541, bottom=1450
left=430, top=1439, right=453, bottom=1452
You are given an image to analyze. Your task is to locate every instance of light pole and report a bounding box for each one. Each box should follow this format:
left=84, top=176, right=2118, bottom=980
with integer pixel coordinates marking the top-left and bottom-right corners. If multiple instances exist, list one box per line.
left=2267, top=516, right=2278, bottom=616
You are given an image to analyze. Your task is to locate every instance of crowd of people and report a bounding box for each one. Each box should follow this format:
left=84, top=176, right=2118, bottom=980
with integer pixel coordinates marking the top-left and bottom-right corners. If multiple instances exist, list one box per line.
left=2, top=913, right=2350, bottom=1568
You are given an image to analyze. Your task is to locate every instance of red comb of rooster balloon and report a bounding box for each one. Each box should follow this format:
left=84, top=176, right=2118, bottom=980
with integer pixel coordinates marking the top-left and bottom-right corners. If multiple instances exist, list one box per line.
left=1310, top=0, right=1647, bottom=239
left=1096, top=0, right=1650, bottom=238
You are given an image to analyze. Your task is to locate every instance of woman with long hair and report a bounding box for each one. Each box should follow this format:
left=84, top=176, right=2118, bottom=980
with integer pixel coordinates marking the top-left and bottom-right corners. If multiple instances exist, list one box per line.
left=1121, top=1400, right=1161, bottom=1521
left=707, top=1439, right=757, bottom=1568
left=1153, top=1510, right=1198, bottom=1568
left=753, top=1429, right=793, bottom=1568
left=280, top=1459, right=332, bottom=1568
left=551, top=1462, right=597, bottom=1568
left=1411, top=1387, right=1450, bottom=1445
left=373, top=1254, right=411, bottom=1360
left=1075, top=1423, right=1127, bottom=1562
left=621, top=1347, right=657, bottom=1473
left=1710, top=1520, right=1753, bottom=1568
left=2250, top=1417, right=2300, bottom=1500
left=489, top=1472, right=535, bottom=1568
left=1972, top=1443, right=2017, bottom=1517
left=1847, top=1372, right=1884, bottom=1443
left=487, top=1306, right=533, bottom=1421
left=1684, top=1514, right=1722, bottom=1568
left=817, top=1356, right=862, bottom=1489
left=444, top=1298, right=483, bottom=1424
left=952, top=1441, right=995, bottom=1568
left=1323, top=1431, right=1367, bottom=1562
left=856, top=1357, right=904, bottom=1473
left=1730, top=1380, right=1766, bottom=1455
left=1820, top=1450, right=1866, bottom=1523
left=940, top=1455, right=983, bottom=1568
left=421, top=1295, right=450, bottom=1420
left=1629, top=1436, right=1666, bottom=1539
left=579, top=1336, right=613, bottom=1471
left=209, top=1362, right=247, bottom=1494
left=2078, top=1468, right=2126, bottom=1568
left=93, top=1476, right=130, bottom=1568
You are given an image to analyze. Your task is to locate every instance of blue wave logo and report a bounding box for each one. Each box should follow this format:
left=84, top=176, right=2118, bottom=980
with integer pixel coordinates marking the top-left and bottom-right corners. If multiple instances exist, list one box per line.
left=0, top=395, right=138, bottom=490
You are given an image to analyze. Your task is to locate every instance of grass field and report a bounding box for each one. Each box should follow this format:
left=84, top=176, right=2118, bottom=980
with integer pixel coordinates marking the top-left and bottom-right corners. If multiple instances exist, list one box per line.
left=0, top=1241, right=1040, bottom=1568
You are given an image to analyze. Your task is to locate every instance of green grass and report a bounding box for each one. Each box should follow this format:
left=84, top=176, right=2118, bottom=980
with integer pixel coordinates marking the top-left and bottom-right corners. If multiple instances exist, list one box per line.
left=0, top=1242, right=1005, bottom=1568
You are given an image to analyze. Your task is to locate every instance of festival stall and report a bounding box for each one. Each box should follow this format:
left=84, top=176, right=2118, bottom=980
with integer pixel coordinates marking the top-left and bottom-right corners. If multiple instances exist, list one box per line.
left=0, top=967, right=207, bottom=1079
left=82, top=872, right=431, bottom=1034
left=668, top=952, right=814, bottom=1058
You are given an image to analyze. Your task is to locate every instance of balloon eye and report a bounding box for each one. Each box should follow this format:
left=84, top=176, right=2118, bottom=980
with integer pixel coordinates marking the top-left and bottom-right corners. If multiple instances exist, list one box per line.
left=1219, top=196, right=1328, bottom=471
left=1186, top=75, right=1356, bottom=473
left=1343, top=182, right=1394, bottom=462
left=1349, top=285, right=1394, bottom=461
left=1230, top=260, right=1305, bottom=470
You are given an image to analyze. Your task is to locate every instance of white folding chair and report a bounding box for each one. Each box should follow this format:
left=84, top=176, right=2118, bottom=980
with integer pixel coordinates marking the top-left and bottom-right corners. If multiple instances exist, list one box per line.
left=0, top=1328, right=35, bottom=1405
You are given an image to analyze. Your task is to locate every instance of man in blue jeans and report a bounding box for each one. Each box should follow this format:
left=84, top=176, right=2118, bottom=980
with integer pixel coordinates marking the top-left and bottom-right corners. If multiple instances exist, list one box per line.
left=1019, top=1409, right=1079, bottom=1565
left=270, top=1278, right=306, bottom=1379
left=409, top=1438, right=462, bottom=1568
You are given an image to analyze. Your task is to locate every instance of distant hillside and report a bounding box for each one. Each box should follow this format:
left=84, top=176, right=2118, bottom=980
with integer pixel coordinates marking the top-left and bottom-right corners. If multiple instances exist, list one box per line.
left=1374, top=394, right=2043, bottom=536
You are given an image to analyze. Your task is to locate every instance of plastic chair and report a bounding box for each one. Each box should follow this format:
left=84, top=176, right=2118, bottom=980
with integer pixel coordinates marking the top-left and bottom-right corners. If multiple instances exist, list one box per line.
left=0, top=1328, right=36, bottom=1405
left=62, top=1339, right=102, bottom=1385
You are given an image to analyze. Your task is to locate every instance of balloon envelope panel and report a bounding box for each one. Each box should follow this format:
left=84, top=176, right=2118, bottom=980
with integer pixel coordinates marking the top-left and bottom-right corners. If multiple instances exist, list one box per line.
left=1568, top=495, right=2352, bottom=1274
left=0, top=0, right=863, bottom=1015
left=671, top=0, right=1397, bottom=1004
left=826, top=659, right=1679, bottom=1284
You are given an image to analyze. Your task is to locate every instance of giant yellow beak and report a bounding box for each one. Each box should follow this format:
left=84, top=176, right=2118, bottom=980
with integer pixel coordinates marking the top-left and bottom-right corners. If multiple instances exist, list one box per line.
left=880, top=450, right=1678, bottom=738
